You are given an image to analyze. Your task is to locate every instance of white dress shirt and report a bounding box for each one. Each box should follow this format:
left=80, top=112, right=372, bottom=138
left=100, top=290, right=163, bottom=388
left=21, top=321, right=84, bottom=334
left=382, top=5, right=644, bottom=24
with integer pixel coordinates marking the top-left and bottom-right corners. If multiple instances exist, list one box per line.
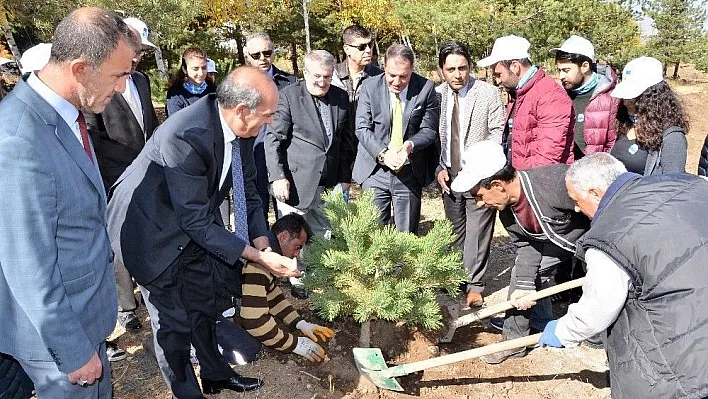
left=121, top=76, right=144, bottom=132
left=27, top=73, right=81, bottom=145
left=217, top=104, right=237, bottom=190
left=443, top=84, right=469, bottom=168
left=389, top=85, right=409, bottom=115
left=555, top=248, right=631, bottom=347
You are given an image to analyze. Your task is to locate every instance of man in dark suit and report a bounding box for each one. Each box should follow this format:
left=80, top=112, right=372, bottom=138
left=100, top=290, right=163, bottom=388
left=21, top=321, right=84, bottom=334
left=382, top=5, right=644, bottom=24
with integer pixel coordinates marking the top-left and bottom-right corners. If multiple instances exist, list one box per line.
left=245, top=32, right=296, bottom=223
left=266, top=50, right=353, bottom=236
left=107, top=67, right=300, bottom=398
left=353, top=43, right=440, bottom=233
left=85, top=17, right=160, bottom=333
left=0, top=8, right=139, bottom=397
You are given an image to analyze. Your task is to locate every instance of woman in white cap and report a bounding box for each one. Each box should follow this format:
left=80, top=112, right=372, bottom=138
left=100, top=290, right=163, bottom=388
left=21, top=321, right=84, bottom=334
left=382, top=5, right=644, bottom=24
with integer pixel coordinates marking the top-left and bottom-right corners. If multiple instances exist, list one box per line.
left=609, top=56, right=688, bottom=175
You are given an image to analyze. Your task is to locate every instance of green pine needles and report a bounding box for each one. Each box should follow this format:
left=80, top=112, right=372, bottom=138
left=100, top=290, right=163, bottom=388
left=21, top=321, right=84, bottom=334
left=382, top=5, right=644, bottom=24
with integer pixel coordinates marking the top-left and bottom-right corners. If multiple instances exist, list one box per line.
left=301, top=189, right=466, bottom=330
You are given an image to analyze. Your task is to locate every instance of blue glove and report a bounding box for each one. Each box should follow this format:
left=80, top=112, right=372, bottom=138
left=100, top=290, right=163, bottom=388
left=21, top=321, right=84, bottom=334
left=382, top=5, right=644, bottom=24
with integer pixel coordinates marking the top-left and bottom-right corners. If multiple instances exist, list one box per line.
left=539, top=320, right=564, bottom=348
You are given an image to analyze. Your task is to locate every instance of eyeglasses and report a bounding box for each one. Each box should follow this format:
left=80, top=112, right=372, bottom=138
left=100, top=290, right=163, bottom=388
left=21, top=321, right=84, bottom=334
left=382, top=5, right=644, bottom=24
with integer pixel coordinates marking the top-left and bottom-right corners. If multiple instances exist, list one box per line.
left=345, top=42, right=372, bottom=52
left=249, top=50, right=273, bottom=60
left=305, top=70, right=333, bottom=82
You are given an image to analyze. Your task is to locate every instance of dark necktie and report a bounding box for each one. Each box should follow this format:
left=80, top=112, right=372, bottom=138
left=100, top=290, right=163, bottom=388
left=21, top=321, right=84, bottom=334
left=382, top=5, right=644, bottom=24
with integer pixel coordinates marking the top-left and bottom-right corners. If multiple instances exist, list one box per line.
left=450, top=91, right=461, bottom=176
left=76, top=111, right=94, bottom=164
left=231, top=139, right=248, bottom=243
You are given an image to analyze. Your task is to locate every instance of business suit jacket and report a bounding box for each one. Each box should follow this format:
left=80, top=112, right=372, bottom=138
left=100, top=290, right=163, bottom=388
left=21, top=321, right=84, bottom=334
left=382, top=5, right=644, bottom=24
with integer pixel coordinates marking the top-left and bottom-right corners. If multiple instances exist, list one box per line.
left=265, top=81, right=353, bottom=209
left=272, top=66, right=297, bottom=90
left=353, top=72, right=440, bottom=187
left=0, top=78, right=117, bottom=373
left=107, top=94, right=267, bottom=285
left=85, top=70, right=160, bottom=190
left=436, top=78, right=505, bottom=171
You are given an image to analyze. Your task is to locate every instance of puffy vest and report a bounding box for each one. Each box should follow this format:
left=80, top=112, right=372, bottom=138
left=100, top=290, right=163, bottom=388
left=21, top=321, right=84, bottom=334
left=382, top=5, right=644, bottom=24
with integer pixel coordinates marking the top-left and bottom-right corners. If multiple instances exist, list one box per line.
left=582, top=65, right=621, bottom=154
left=576, top=174, right=708, bottom=399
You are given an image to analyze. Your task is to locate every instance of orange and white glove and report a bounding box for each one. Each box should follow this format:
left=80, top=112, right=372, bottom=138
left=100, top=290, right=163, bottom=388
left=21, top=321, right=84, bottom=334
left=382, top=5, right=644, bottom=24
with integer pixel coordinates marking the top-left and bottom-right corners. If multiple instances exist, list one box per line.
left=296, top=320, right=334, bottom=343
left=293, top=337, right=326, bottom=362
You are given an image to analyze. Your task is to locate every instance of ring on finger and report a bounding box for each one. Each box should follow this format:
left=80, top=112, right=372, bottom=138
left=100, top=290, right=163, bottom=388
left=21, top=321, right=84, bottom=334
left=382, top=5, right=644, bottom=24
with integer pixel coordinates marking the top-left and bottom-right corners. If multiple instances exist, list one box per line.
left=79, top=380, right=89, bottom=387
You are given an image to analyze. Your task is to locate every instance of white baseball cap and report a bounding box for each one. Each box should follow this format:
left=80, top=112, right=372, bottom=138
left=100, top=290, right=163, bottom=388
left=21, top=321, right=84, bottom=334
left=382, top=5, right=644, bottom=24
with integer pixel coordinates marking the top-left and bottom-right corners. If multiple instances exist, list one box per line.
left=123, top=17, right=156, bottom=48
left=611, top=56, right=663, bottom=99
left=550, top=35, right=595, bottom=62
left=450, top=141, right=508, bottom=193
left=20, top=43, right=52, bottom=74
left=206, top=58, right=217, bottom=73
left=477, top=35, right=531, bottom=68
left=0, top=57, right=13, bottom=66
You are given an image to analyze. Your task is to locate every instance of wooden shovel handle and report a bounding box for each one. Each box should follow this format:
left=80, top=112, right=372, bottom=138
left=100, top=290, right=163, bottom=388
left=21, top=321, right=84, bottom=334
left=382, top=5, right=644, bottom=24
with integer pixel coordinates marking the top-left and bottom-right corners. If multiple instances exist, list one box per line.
left=385, top=333, right=543, bottom=378
left=451, top=277, right=585, bottom=329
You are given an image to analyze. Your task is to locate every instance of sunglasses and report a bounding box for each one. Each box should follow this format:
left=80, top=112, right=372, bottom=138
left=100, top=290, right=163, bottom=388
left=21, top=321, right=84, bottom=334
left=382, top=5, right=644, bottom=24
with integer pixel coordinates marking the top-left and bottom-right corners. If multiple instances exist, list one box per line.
left=249, top=50, right=273, bottom=60
left=345, top=42, right=372, bottom=51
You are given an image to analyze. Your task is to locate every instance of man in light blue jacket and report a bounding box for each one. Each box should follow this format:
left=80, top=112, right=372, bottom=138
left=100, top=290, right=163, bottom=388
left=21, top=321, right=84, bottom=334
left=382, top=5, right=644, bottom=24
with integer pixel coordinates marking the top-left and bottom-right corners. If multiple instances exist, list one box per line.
left=0, top=7, right=139, bottom=398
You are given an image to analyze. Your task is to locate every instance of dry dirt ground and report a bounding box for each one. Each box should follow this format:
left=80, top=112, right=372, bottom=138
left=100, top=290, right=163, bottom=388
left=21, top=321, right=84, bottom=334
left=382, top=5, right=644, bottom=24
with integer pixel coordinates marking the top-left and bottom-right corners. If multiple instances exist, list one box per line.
left=110, top=72, right=708, bottom=399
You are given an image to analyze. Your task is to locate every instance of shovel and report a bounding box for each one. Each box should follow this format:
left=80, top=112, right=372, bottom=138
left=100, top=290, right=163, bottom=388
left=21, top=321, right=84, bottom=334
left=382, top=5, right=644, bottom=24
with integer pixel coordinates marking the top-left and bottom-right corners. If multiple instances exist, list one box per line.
left=439, top=277, right=585, bottom=343
left=353, top=332, right=542, bottom=391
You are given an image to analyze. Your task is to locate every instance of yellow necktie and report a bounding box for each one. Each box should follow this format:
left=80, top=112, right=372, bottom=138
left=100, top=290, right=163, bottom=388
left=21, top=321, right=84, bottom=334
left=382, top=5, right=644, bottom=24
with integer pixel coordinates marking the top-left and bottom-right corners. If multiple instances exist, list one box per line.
left=389, top=94, right=403, bottom=152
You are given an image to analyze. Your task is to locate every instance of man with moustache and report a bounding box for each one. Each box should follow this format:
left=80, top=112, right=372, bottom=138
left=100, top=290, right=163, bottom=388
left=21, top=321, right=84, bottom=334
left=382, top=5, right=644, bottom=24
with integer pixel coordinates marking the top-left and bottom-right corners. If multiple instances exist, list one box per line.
left=0, top=7, right=139, bottom=397
left=266, top=50, right=353, bottom=298
left=435, top=41, right=505, bottom=307
left=478, top=35, right=574, bottom=169
left=450, top=141, right=589, bottom=364
left=266, top=50, right=353, bottom=236
left=107, top=67, right=300, bottom=397
left=332, top=25, right=383, bottom=136
left=353, top=43, right=440, bottom=233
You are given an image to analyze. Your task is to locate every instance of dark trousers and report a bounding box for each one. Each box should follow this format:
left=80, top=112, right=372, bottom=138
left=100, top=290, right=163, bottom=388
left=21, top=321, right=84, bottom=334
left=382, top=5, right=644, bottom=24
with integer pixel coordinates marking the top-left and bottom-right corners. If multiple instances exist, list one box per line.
left=362, top=165, right=422, bottom=234
left=503, top=240, right=572, bottom=339
left=140, top=243, right=235, bottom=399
left=253, top=142, right=275, bottom=225
left=443, top=175, right=496, bottom=293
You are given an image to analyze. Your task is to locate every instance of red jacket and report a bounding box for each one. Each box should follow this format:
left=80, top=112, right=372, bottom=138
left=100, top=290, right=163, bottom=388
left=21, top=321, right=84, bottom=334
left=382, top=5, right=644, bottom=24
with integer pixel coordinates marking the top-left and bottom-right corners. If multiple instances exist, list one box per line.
left=507, top=69, right=574, bottom=169
left=581, top=65, right=621, bottom=154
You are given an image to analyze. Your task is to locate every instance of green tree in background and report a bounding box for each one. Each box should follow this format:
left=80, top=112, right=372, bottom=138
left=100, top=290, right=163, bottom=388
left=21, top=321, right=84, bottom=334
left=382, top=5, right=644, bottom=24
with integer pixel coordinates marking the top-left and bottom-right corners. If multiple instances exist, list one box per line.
left=644, top=0, right=707, bottom=78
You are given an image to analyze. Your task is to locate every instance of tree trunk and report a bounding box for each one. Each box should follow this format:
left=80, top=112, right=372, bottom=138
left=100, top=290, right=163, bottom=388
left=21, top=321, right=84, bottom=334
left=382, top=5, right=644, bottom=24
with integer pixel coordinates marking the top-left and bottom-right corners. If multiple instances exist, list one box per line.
left=673, top=60, right=680, bottom=80
left=359, top=319, right=371, bottom=348
left=235, top=29, right=245, bottom=66
left=302, top=0, right=311, bottom=53
left=373, top=31, right=382, bottom=67
left=290, top=41, right=299, bottom=76
left=153, top=47, right=167, bottom=80
left=1, top=9, right=22, bottom=63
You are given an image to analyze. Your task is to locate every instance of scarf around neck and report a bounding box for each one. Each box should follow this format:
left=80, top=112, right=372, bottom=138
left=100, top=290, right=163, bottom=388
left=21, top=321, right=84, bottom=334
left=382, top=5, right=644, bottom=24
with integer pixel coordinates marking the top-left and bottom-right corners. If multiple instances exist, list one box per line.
left=184, top=81, right=208, bottom=95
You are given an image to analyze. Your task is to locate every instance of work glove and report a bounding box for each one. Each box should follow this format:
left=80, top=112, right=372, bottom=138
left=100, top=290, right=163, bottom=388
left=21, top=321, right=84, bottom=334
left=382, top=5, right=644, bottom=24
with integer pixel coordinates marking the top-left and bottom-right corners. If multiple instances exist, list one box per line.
left=539, top=320, right=564, bottom=348
left=509, top=288, right=537, bottom=310
left=296, top=320, right=334, bottom=343
left=293, top=336, right=326, bottom=362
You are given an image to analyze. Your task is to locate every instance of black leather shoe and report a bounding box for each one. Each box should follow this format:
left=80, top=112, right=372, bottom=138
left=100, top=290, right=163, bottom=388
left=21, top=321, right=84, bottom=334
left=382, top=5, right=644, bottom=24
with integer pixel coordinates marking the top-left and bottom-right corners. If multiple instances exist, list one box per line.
left=201, top=376, right=263, bottom=394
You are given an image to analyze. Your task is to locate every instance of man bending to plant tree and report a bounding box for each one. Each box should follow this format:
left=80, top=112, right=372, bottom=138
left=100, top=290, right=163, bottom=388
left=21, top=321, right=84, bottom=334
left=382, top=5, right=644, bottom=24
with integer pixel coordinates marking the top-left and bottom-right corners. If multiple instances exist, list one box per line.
left=239, top=214, right=334, bottom=362
left=450, top=141, right=590, bottom=364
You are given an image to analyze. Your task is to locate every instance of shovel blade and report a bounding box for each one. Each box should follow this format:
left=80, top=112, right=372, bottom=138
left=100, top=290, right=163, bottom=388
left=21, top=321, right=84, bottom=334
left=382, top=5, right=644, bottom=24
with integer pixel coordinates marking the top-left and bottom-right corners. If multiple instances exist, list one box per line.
left=352, top=347, right=404, bottom=391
